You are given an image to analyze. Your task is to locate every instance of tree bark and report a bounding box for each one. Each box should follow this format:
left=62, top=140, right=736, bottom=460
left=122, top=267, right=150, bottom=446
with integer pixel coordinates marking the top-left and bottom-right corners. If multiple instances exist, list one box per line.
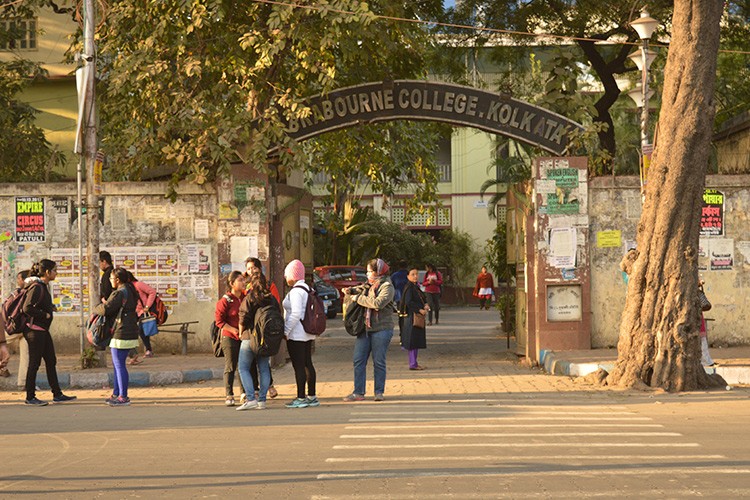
left=607, top=0, right=726, bottom=391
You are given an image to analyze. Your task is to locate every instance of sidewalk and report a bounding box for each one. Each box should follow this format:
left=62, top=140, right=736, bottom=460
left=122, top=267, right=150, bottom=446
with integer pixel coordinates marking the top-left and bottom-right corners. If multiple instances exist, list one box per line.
left=541, top=345, right=750, bottom=385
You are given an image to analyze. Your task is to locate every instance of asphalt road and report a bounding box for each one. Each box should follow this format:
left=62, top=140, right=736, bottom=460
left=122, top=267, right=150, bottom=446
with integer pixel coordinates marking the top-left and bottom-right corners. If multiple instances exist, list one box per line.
left=2, top=308, right=750, bottom=498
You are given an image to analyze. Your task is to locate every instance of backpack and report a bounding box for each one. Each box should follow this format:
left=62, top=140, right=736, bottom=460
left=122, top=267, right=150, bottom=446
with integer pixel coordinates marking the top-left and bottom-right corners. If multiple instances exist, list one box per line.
left=86, top=313, right=112, bottom=351
left=292, top=285, right=327, bottom=335
left=250, top=299, right=285, bottom=357
left=210, top=320, right=223, bottom=358
left=2, top=287, right=32, bottom=336
left=149, top=295, right=169, bottom=325
left=344, top=298, right=366, bottom=337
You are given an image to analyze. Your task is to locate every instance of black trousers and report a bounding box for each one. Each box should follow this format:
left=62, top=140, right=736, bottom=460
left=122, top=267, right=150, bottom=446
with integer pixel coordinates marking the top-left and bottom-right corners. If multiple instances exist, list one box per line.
left=220, top=336, right=241, bottom=397
left=286, top=339, right=315, bottom=399
left=23, top=329, right=62, bottom=400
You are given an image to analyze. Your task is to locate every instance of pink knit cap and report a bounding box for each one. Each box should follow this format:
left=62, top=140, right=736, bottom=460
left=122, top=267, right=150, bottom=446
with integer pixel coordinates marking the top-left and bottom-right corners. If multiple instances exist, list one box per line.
left=284, top=259, right=305, bottom=282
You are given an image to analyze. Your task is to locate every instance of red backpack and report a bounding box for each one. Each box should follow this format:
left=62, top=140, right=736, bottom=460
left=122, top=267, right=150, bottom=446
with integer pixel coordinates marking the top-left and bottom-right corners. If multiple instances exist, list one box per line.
left=1, top=287, right=31, bottom=336
left=292, top=285, right=326, bottom=335
left=149, top=295, right=169, bottom=325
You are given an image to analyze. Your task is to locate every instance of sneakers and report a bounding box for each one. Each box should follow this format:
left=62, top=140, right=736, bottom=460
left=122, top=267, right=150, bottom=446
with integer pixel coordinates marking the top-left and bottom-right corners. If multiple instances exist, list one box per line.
left=236, top=400, right=259, bottom=411
left=268, top=386, right=278, bottom=399
left=225, top=396, right=235, bottom=407
left=305, top=396, right=320, bottom=407
left=0, top=367, right=10, bottom=377
left=342, top=393, right=365, bottom=402
left=53, top=394, right=77, bottom=403
left=374, top=393, right=385, bottom=402
left=105, top=395, right=117, bottom=405
left=239, top=393, right=246, bottom=404
left=25, top=397, right=48, bottom=406
left=285, top=398, right=310, bottom=408
left=256, top=401, right=267, bottom=410
left=108, top=396, right=130, bottom=406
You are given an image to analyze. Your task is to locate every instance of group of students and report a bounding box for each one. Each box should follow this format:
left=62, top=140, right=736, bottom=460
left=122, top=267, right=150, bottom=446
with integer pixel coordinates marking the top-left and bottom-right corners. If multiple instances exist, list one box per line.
left=216, top=257, right=438, bottom=407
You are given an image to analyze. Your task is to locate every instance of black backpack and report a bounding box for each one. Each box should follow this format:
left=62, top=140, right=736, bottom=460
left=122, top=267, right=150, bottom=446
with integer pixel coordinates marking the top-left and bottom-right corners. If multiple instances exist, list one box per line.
left=210, top=320, right=223, bottom=357
left=251, top=299, right=285, bottom=357
left=292, top=285, right=327, bottom=335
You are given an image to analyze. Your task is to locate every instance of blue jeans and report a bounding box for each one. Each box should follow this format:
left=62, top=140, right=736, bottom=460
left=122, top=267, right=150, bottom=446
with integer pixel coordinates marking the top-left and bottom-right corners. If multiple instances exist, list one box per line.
left=111, top=347, right=130, bottom=398
left=353, top=328, right=393, bottom=396
left=238, top=340, right=270, bottom=402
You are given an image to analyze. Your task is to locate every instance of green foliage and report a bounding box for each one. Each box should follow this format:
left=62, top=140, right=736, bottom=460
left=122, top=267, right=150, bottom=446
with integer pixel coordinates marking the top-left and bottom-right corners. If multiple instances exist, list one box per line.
left=423, top=229, right=482, bottom=292
left=485, top=224, right=516, bottom=332
left=80, top=346, right=101, bottom=369
left=93, top=0, right=444, bottom=199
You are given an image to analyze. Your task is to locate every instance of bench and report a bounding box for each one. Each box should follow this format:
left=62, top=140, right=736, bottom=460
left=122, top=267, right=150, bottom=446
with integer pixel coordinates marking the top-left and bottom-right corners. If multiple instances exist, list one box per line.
left=157, top=321, right=200, bottom=355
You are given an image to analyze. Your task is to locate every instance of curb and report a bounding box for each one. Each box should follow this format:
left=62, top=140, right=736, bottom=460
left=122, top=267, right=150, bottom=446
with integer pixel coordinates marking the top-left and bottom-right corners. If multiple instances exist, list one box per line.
left=540, top=349, right=749, bottom=385
left=0, top=368, right=221, bottom=391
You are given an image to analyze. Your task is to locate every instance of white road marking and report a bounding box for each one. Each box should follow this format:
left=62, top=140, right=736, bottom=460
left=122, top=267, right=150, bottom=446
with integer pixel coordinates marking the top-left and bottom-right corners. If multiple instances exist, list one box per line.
left=345, top=423, right=664, bottom=429
left=339, top=432, right=681, bottom=438
left=333, top=442, right=700, bottom=449
left=349, top=416, right=653, bottom=422
left=324, top=454, right=726, bottom=463
left=350, top=410, right=637, bottom=415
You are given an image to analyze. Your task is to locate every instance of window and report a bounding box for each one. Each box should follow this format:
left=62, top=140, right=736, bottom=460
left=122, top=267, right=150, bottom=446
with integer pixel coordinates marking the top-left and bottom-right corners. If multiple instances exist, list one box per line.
left=0, top=18, right=37, bottom=51
left=436, top=135, right=452, bottom=183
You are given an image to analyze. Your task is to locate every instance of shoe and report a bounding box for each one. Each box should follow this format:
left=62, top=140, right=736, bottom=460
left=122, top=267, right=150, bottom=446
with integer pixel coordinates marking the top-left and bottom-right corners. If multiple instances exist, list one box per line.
left=0, top=367, right=10, bottom=377
left=305, top=396, right=320, bottom=407
left=225, top=397, right=235, bottom=407
left=236, top=400, right=259, bottom=411
left=53, top=394, right=77, bottom=403
left=256, top=401, right=266, bottom=410
left=285, top=398, right=310, bottom=408
left=342, top=393, right=365, bottom=402
left=25, top=397, right=48, bottom=406
left=239, top=393, right=246, bottom=404
left=268, top=386, right=278, bottom=399
left=374, top=394, right=384, bottom=402
left=105, top=395, right=118, bottom=405
left=427, top=321, right=433, bottom=326
left=108, top=396, right=131, bottom=406
left=144, top=350, right=154, bottom=358
left=409, top=365, right=426, bottom=371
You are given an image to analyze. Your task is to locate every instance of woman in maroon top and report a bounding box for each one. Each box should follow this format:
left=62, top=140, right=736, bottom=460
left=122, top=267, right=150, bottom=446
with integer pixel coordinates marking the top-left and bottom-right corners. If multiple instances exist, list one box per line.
left=214, top=271, right=246, bottom=406
left=422, top=263, right=443, bottom=325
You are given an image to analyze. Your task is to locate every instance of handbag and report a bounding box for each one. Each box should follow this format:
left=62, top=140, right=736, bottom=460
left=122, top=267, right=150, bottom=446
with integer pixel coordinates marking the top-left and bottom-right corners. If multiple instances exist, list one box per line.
left=139, top=313, right=159, bottom=336
left=413, top=312, right=426, bottom=329
left=344, top=299, right=367, bottom=337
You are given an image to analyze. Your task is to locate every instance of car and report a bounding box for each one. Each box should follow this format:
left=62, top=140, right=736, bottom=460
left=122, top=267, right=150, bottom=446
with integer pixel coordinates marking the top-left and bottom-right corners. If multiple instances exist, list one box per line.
left=314, top=265, right=368, bottom=307
left=312, top=274, right=341, bottom=319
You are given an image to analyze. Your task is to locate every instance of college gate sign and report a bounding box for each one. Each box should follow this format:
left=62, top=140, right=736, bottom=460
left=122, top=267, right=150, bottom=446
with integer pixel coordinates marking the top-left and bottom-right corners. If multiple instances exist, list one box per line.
left=284, top=80, right=584, bottom=155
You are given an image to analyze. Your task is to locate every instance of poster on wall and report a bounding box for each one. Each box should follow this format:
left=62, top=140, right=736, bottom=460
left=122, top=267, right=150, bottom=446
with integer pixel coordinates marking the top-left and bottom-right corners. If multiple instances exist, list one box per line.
left=15, top=196, right=45, bottom=242
left=538, top=159, right=581, bottom=215
left=709, top=238, right=734, bottom=271
left=700, top=189, right=724, bottom=237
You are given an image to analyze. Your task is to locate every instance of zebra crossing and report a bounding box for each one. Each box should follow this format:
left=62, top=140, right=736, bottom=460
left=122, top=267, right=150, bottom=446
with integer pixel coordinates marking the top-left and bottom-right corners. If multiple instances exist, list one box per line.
left=314, top=397, right=746, bottom=496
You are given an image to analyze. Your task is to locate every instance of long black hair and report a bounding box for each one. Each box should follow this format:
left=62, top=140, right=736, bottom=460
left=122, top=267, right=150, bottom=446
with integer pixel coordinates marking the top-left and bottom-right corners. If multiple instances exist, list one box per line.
left=112, top=267, right=137, bottom=299
left=31, top=259, right=56, bottom=277
left=246, top=272, right=270, bottom=304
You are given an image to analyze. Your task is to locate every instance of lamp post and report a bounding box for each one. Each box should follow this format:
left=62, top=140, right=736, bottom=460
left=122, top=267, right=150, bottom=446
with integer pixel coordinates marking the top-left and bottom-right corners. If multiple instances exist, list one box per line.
left=629, top=9, right=660, bottom=193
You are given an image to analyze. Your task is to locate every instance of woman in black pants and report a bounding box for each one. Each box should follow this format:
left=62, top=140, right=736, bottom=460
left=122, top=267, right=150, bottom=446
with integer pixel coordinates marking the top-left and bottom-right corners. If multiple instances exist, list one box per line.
left=21, top=259, right=76, bottom=406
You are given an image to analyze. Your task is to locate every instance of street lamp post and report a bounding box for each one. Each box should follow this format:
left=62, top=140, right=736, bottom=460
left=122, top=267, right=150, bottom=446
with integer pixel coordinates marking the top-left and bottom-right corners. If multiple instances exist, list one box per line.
left=629, top=9, right=660, bottom=193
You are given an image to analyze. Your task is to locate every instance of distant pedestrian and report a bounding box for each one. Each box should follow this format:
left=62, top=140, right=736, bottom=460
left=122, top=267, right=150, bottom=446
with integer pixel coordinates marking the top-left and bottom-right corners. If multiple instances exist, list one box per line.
left=282, top=259, right=319, bottom=409
left=21, top=259, right=76, bottom=406
left=473, top=266, right=495, bottom=310
left=93, top=267, right=139, bottom=406
left=99, top=251, right=114, bottom=303
left=236, top=273, right=279, bottom=411
left=343, top=258, right=395, bottom=402
left=122, top=270, right=158, bottom=362
left=390, top=261, right=408, bottom=303
left=698, top=279, right=716, bottom=367
left=0, top=270, right=30, bottom=380
left=422, top=263, right=443, bottom=325
left=214, top=271, right=246, bottom=407
left=399, top=266, right=429, bottom=370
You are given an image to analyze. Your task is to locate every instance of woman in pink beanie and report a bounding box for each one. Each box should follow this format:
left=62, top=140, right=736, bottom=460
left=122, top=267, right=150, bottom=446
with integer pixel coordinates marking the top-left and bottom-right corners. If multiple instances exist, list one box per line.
left=282, top=260, right=319, bottom=408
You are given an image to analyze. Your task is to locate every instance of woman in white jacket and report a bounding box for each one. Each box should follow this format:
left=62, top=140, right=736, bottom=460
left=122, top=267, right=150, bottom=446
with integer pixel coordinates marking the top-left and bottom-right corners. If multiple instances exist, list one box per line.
left=282, top=259, right=319, bottom=409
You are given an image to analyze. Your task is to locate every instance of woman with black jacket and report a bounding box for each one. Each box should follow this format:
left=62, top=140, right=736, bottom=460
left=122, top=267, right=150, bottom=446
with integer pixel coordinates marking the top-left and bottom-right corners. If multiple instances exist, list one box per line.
left=399, top=266, right=429, bottom=371
left=21, top=259, right=77, bottom=406
left=93, top=267, right=139, bottom=406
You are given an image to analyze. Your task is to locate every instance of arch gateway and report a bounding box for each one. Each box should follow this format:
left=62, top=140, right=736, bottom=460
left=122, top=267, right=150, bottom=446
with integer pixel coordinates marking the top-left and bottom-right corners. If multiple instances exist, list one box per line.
left=283, top=80, right=591, bottom=362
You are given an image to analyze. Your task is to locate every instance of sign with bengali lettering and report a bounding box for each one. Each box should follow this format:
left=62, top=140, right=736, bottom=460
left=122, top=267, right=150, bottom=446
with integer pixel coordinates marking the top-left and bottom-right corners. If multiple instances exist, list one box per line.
left=700, top=189, right=724, bottom=237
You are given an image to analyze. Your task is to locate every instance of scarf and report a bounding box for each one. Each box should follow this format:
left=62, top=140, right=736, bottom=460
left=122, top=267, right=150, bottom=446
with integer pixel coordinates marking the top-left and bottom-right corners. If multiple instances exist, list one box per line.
left=365, top=259, right=389, bottom=329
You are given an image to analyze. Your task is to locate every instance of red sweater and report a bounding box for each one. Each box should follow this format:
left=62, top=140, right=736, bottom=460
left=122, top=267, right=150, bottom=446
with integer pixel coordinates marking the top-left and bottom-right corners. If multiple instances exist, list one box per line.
left=215, top=292, right=243, bottom=340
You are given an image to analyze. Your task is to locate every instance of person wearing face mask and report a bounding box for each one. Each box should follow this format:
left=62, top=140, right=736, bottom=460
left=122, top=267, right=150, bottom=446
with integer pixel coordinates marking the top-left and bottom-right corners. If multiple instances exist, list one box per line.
left=342, top=258, right=395, bottom=402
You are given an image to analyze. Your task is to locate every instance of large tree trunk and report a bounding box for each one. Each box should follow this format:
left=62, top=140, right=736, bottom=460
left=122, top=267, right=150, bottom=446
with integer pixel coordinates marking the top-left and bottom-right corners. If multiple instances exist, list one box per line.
left=607, top=0, right=726, bottom=391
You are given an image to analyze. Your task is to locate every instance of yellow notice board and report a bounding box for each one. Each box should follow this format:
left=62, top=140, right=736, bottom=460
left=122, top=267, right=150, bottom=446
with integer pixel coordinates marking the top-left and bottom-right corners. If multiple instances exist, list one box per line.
left=596, top=230, right=622, bottom=248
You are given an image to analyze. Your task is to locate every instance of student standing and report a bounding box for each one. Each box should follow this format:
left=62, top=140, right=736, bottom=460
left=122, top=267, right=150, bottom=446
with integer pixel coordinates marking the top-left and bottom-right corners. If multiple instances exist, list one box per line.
left=21, top=259, right=76, bottom=406
left=343, top=258, right=395, bottom=402
left=422, top=263, right=443, bottom=325
left=214, top=271, right=245, bottom=406
left=243, top=257, right=278, bottom=400
left=93, top=267, right=139, bottom=406
left=282, top=259, right=319, bottom=409
left=399, top=266, right=429, bottom=370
